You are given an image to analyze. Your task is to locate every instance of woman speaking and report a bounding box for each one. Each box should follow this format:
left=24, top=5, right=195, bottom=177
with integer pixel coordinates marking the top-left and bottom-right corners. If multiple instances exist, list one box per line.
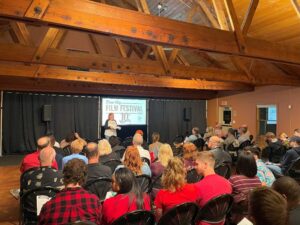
left=104, top=113, right=120, bottom=139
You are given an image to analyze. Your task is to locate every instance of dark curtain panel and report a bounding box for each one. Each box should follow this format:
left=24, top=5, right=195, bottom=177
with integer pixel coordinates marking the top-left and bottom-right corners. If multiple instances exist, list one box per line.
left=148, top=99, right=206, bottom=144
left=3, top=92, right=99, bottom=154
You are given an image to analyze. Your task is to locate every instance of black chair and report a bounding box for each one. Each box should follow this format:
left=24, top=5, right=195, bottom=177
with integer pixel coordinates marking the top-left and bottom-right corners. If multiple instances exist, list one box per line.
left=215, top=163, right=231, bottom=179
left=196, top=194, right=233, bottom=224
left=122, top=137, right=133, bottom=148
left=186, top=169, right=202, bottom=184
left=103, top=159, right=122, bottom=172
left=286, top=157, right=300, bottom=180
left=20, top=167, right=39, bottom=197
left=68, top=221, right=97, bottom=225
left=150, top=174, right=163, bottom=190
left=142, top=157, right=151, bottom=166
left=83, top=177, right=112, bottom=200
left=111, top=210, right=155, bottom=225
left=136, top=175, right=152, bottom=193
left=114, top=147, right=126, bottom=159
left=157, top=202, right=199, bottom=225
left=20, top=186, right=60, bottom=225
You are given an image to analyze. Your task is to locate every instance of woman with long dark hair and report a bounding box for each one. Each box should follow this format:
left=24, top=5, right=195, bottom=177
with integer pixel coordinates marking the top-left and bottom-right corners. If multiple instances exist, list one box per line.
left=101, top=167, right=151, bottom=225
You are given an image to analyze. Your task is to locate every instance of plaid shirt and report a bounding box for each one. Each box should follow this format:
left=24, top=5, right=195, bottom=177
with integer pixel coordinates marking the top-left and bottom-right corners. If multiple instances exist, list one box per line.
left=38, top=187, right=101, bottom=225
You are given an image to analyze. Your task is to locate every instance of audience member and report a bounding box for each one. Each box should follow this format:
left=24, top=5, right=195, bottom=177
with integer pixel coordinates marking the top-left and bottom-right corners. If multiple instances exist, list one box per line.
left=86, top=142, right=112, bottom=181
left=132, top=133, right=150, bottom=161
left=194, top=151, right=232, bottom=225
left=247, top=147, right=275, bottom=187
left=208, top=136, right=232, bottom=168
left=267, top=136, right=300, bottom=176
left=20, top=146, right=63, bottom=195
left=203, top=126, right=214, bottom=142
left=150, top=144, right=173, bottom=181
left=60, top=132, right=76, bottom=149
left=154, top=157, right=198, bottom=220
left=238, top=126, right=250, bottom=145
left=48, top=134, right=64, bottom=170
left=294, top=128, right=300, bottom=137
left=248, top=187, right=288, bottom=225
left=229, top=151, right=261, bottom=223
left=172, top=135, right=184, bottom=156
left=119, top=146, right=151, bottom=176
left=20, top=136, right=58, bottom=173
left=101, top=168, right=151, bottom=225
left=182, top=142, right=197, bottom=171
left=264, top=132, right=285, bottom=163
left=62, top=138, right=88, bottom=168
left=185, top=127, right=201, bottom=143
left=272, top=176, right=300, bottom=225
left=279, top=132, right=290, bottom=149
left=38, top=159, right=102, bottom=225
left=149, top=132, right=163, bottom=159
left=224, top=128, right=239, bottom=151
left=109, top=136, right=125, bottom=155
left=98, top=139, right=119, bottom=163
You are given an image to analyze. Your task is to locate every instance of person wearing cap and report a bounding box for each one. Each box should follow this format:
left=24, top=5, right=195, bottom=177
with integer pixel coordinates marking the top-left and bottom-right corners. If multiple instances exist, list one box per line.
left=267, top=136, right=300, bottom=176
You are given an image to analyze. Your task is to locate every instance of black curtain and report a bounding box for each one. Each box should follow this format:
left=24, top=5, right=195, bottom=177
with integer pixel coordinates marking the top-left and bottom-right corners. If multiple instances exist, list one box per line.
left=3, top=92, right=99, bottom=154
left=148, top=99, right=206, bottom=143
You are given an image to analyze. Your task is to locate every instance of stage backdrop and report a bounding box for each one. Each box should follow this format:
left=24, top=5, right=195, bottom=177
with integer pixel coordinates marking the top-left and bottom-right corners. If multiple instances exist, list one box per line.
left=2, top=92, right=206, bottom=154
left=148, top=99, right=206, bottom=143
left=3, top=92, right=99, bottom=154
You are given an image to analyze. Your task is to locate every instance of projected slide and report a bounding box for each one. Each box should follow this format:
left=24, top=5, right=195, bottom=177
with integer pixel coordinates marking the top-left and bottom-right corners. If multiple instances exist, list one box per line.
left=102, top=98, right=147, bottom=125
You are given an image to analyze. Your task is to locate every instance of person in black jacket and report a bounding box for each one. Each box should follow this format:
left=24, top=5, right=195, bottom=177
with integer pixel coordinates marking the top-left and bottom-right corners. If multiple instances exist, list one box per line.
left=264, top=132, right=286, bottom=163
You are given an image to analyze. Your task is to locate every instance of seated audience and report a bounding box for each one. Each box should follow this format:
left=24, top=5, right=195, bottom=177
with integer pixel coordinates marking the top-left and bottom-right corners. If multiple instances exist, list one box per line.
left=109, top=136, right=125, bottom=154
left=48, top=134, right=64, bottom=170
left=229, top=151, right=261, bottom=224
left=150, top=144, right=173, bottom=180
left=20, top=136, right=58, bottom=173
left=272, top=176, right=300, bottom=225
left=62, top=138, right=88, bottom=168
left=248, top=187, right=288, bottom=225
left=224, top=128, right=239, bottom=151
left=172, top=135, right=184, bottom=156
left=118, top=146, right=151, bottom=176
left=133, top=133, right=151, bottom=161
left=20, top=146, right=63, bottom=195
left=279, top=132, right=290, bottom=149
left=86, top=142, right=112, bottom=181
left=154, top=157, right=198, bottom=220
left=247, top=147, right=275, bottom=187
left=60, top=132, right=76, bottom=150
left=267, top=136, right=300, bottom=176
left=182, top=142, right=197, bottom=171
left=208, top=136, right=232, bottom=168
left=38, top=159, right=102, bottom=225
left=101, top=168, right=151, bottom=225
left=98, top=139, right=119, bottom=163
left=135, top=129, right=149, bottom=150
left=237, top=126, right=250, bottom=145
left=203, top=126, right=214, bottom=142
left=149, top=132, right=163, bottom=159
left=294, top=128, right=300, bottom=137
left=185, top=127, right=202, bottom=143
left=194, top=151, right=232, bottom=225
left=264, top=132, right=285, bottom=163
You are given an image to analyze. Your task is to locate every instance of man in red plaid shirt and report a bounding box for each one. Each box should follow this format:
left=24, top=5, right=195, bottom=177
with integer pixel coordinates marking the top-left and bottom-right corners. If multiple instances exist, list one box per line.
left=38, top=158, right=102, bottom=225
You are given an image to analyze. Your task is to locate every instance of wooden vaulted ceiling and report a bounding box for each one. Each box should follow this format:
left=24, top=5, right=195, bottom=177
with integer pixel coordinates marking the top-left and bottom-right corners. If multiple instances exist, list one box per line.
left=0, top=0, right=299, bottom=99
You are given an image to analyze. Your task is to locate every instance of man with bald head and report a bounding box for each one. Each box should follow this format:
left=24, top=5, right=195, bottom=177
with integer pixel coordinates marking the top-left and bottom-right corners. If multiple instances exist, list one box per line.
left=20, top=136, right=58, bottom=173
left=20, top=147, right=63, bottom=195
left=86, top=142, right=112, bottom=181
left=208, top=136, right=232, bottom=168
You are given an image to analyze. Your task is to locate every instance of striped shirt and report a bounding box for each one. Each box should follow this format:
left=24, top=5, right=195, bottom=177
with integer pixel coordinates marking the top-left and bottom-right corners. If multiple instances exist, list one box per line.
left=229, top=175, right=261, bottom=203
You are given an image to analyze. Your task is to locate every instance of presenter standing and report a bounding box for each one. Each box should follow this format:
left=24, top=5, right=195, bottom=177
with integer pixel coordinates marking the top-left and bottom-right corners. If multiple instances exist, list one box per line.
left=104, top=113, right=121, bottom=139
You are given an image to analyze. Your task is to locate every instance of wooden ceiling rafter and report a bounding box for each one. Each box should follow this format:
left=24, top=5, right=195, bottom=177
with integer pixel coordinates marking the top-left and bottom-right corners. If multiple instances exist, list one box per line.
left=241, top=0, right=259, bottom=35
left=291, top=0, right=300, bottom=18
left=9, top=22, right=33, bottom=46
left=0, top=61, right=254, bottom=91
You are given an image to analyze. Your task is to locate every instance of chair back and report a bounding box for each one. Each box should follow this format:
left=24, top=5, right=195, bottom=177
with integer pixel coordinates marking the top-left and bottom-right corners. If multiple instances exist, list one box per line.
left=196, top=194, right=233, bottom=224
left=111, top=210, right=155, bottom=225
left=20, top=186, right=60, bottom=225
left=215, top=163, right=231, bottom=179
left=239, top=140, right=251, bottom=150
left=103, top=159, right=122, bottom=172
left=114, top=147, right=126, bottom=159
left=286, top=157, right=300, bottom=180
left=20, top=167, right=39, bottom=197
left=186, top=169, right=202, bottom=183
left=157, top=202, right=199, bottom=225
left=83, top=177, right=112, bottom=200
left=136, top=175, right=152, bottom=193
left=68, top=221, right=97, bottom=225
left=151, top=174, right=163, bottom=190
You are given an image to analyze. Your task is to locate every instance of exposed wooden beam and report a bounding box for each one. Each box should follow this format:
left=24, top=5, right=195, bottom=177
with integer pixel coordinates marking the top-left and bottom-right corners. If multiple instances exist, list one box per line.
left=0, top=62, right=254, bottom=91
left=169, top=49, right=180, bottom=64
left=0, top=76, right=217, bottom=99
left=197, top=1, right=220, bottom=29
left=142, top=46, right=151, bottom=59
left=291, top=0, right=300, bottom=18
left=241, top=0, right=259, bottom=35
left=115, top=38, right=127, bottom=58
left=212, top=0, right=230, bottom=30
left=224, top=0, right=246, bottom=53
left=1, top=42, right=299, bottom=86
left=88, top=34, right=102, bottom=54
left=9, top=22, right=33, bottom=46
left=1, top=0, right=300, bottom=65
